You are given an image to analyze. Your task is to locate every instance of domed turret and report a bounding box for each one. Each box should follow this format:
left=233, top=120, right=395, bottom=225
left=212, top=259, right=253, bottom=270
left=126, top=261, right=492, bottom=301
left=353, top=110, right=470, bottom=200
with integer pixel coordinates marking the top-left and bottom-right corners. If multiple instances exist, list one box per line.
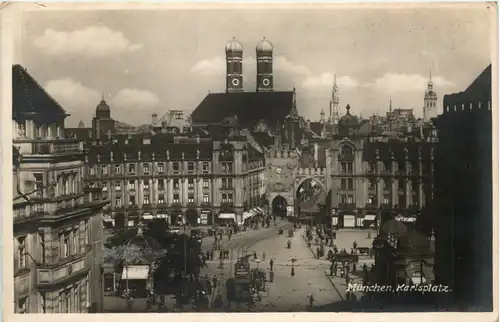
left=338, top=104, right=358, bottom=129
left=95, top=98, right=110, bottom=119
left=225, top=38, right=243, bottom=93
left=256, top=37, right=273, bottom=54
left=225, top=37, right=243, bottom=54
left=256, top=37, right=274, bottom=92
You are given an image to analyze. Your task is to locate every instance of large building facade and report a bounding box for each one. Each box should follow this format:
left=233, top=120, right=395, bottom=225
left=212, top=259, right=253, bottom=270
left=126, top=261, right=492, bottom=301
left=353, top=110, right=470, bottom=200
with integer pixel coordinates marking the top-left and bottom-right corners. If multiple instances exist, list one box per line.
left=434, top=65, right=492, bottom=310
left=81, top=117, right=266, bottom=228
left=12, top=65, right=108, bottom=313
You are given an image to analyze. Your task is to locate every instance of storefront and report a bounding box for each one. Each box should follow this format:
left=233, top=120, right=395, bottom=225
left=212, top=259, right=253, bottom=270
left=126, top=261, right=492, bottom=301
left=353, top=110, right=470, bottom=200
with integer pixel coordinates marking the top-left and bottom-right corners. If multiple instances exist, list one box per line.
left=242, top=210, right=257, bottom=226
left=121, top=265, right=150, bottom=298
left=218, top=212, right=236, bottom=225
left=200, top=210, right=211, bottom=226
left=186, top=208, right=199, bottom=227
left=114, top=213, right=126, bottom=230
left=169, top=210, right=184, bottom=226
left=102, top=215, right=114, bottom=229
left=361, top=214, right=377, bottom=228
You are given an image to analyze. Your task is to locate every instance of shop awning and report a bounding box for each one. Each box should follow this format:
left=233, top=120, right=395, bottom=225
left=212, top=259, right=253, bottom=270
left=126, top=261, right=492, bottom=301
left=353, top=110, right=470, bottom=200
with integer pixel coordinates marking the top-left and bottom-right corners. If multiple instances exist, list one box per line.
left=364, top=214, right=376, bottom=221
left=143, top=214, right=154, bottom=220
left=156, top=213, right=168, bottom=219
left=121, top=265, right=150, bottom=280
left=219, top=213, right=236, bottom=220
left=395, top=216, right=417, bottom=223
left=242, top=212, right=253, bottom=220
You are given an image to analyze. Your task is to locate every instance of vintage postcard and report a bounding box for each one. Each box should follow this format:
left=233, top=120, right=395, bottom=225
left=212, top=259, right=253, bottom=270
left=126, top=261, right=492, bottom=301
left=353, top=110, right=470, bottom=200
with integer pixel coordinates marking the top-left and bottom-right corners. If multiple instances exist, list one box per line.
left=1, top=2, right=497, bottom=322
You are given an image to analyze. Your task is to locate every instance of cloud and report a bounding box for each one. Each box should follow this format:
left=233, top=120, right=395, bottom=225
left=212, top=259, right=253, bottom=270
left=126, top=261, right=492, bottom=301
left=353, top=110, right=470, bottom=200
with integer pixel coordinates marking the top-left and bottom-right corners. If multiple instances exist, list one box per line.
left=33, top=26, right=143, bottom=58
left=110, top=89, right=160, bottom=111
left=302, top=72, right=359, bottom=89
left=274, top=56, right=311, bottom=76
left=45, top=78, right=101, bottom=113
left=191, top=55, right=311, bottom=77
left=368, top=73, right=455, bottom=93
left=191, top=56, right=225, bottom=75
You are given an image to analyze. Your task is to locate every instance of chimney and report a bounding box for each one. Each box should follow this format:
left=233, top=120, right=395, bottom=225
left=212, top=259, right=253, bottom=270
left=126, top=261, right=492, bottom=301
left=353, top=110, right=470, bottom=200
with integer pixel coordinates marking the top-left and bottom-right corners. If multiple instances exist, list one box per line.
left=152, top=113, right=158, bottom=125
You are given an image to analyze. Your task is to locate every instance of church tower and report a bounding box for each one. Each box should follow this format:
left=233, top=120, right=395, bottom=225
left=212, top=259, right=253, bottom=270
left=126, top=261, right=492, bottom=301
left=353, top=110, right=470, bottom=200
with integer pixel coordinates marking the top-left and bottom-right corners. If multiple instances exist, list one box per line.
left=225, top=37, right=243, bottom=93
left=423, top=69, right=438, bottom=121
left=256, top=37, right=274, bottom=92
left=320, top=109, right=326, bottom=124
left=329, top=74, right=340, bottom=124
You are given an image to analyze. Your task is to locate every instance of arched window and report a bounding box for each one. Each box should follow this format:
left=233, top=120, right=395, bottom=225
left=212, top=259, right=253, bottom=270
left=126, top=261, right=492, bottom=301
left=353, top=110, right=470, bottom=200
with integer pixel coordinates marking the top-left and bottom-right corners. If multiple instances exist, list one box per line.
left=341, top=145, right=353, bottom=156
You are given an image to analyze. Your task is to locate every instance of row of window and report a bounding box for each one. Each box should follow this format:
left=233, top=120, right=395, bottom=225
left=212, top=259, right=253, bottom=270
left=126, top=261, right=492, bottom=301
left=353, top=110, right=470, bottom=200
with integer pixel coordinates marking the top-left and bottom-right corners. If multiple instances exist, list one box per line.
left=338, top=178, right=423, bottom=191
left=113, top=193, right=211, bottom=207
left=31, top=172, right=80, bottom=199
left=342, top=194, right=420, bottom=207
left=366, top=194, right=420, bottom=207
left=111, top=192, right=239, bottom=208
left=89, top=161, right=225, bottom=176
left=102, top=178, right=218, bottom=192
left=16, top=221, right=89, bottom=270
left=18, top=277, right=90, bottom=313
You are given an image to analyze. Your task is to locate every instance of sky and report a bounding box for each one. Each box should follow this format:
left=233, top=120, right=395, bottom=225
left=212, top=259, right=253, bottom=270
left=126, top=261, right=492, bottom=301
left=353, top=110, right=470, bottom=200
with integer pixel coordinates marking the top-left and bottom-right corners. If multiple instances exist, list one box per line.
left=15, top=4, right=494, bottom=127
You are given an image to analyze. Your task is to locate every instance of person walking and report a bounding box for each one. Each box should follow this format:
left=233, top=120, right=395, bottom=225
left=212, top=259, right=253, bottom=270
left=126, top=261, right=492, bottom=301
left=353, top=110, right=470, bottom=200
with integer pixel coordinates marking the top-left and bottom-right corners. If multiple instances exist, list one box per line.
left=269, top=258, right=274, bottom=271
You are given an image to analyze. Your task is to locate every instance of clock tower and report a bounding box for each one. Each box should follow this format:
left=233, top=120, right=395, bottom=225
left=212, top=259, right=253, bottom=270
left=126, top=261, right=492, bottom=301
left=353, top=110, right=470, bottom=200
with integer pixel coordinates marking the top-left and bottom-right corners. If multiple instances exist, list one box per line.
left=256, top=37, right=274, bottom=92
left=225, top=37, right=243, bottom=93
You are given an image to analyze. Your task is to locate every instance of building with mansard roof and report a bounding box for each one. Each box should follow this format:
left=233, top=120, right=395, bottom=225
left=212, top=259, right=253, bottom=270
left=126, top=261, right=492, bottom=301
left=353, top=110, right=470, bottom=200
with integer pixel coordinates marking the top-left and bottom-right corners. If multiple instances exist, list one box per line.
left=81, top=115, right=267, bottom=229
left=12, top=64, right=108, bottom=313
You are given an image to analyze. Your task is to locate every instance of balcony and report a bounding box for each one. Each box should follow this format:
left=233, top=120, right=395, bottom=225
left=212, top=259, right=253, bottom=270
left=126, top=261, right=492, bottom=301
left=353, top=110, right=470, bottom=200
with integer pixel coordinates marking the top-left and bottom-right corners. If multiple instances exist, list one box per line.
left=365, top=203, right=378, bottom=209
left=338, top=203, right=356, bottom=210
left=17, top=139, right=83, bottom=156
left=338, top=154, right=355, bottom=162
left=220, top=202, right=234, bottom=208
left=36, top=253, right=89, bottom=288
left=13, top=194, right=106, bottom=223
left=157, top=202, right=167, bottom=209
left=201, top=202, right=211, bottom=208
left=381, top=203, right=393, bottom=209
left=365, top=169, right=375, bottom=175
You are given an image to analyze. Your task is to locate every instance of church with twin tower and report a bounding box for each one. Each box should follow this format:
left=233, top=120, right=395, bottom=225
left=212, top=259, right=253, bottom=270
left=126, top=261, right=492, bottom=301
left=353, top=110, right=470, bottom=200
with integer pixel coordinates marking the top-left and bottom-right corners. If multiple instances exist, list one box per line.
left=225, top=37, right=275, bottom=93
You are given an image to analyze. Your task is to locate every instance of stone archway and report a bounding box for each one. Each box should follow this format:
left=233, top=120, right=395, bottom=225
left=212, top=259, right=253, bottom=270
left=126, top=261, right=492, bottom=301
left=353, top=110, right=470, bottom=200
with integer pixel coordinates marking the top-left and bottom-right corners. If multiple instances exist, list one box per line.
left=295, top=177, right=327, bottom=216
left=271, top=195, right=288, bottom=218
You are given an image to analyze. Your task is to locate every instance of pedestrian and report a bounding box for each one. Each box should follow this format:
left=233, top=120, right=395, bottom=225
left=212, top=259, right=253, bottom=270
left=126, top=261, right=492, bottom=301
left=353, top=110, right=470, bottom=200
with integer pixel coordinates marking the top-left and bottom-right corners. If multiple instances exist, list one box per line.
left=269, top=258, right=274, bottom=271
left=253, top=251, right=257, bottom=260
left=353, top=241, right=358, bottom=249
left=329, top=263, right=334, bottom=276
left=212, top=275, right=218, bottom=288
left=210, top=249, right=214, bottom=260
left=262, top=250, right=267, bottom=261
left=334, top=262, right=338, bottom=276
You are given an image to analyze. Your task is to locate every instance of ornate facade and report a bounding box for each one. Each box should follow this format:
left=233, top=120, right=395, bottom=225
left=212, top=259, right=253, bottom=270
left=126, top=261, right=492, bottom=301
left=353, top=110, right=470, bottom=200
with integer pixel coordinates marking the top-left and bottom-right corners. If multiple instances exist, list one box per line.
left=12, top=65, right=107, bottom=313
left=82, top=116, right=266, bottom=228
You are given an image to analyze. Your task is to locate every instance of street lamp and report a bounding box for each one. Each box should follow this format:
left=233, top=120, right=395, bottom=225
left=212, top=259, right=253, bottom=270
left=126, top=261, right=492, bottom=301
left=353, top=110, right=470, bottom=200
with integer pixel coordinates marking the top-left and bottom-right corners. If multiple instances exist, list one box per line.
left=290, top=257, right=297, bottom=277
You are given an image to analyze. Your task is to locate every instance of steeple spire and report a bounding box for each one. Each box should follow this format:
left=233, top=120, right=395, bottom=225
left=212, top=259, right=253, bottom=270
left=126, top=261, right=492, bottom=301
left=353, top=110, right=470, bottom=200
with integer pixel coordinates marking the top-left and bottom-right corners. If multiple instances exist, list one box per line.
left=101, top=92, right=105, bottom=102
left=389, top=97, right=392, bottom=112
left=429, top=68, right=432, bottom=82
left=334, top=73, right=337, bottom=87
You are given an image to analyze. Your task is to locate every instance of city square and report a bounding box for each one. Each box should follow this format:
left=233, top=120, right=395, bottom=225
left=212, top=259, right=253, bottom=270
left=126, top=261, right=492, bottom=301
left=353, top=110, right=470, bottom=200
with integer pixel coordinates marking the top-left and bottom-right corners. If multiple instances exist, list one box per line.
left=9, top=4, right=494, bottom=315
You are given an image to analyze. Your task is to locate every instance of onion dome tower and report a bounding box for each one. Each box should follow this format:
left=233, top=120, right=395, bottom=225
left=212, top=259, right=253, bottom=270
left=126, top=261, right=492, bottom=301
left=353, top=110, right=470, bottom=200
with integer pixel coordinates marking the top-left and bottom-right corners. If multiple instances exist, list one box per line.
left=256, top=37, right=274, bottom=92
left=225, top=37, right=244, bottom=93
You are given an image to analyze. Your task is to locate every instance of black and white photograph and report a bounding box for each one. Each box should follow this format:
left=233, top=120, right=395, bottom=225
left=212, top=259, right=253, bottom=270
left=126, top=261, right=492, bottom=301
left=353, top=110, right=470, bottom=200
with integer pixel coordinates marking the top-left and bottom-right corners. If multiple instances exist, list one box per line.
left=4, top=2, right=497, bottom=318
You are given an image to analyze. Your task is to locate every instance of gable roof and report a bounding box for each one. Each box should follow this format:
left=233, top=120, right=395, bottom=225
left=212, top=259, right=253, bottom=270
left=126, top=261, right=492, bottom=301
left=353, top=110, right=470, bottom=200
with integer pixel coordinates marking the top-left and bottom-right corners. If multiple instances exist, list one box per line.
left=12, top=64, right=68, bottom=121
left=191, top=91, right=294, bottom=129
